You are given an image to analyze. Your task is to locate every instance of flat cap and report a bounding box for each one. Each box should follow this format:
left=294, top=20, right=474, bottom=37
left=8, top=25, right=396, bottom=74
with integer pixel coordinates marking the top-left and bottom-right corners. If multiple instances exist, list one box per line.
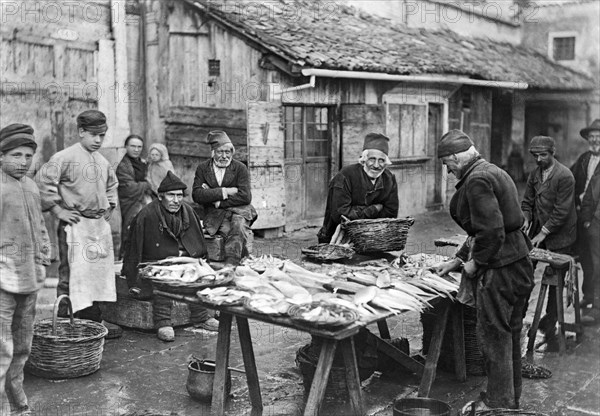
left=0, top=123, right=37, bottom=152
left=529, top=136, right=555, bottom=153
left=437, top=130, right=474, bottom=158
left=77, top=110, right=107, bottom=134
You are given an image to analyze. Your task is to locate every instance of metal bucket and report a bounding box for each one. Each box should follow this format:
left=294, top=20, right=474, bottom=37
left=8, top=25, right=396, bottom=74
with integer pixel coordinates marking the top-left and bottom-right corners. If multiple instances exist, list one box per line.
left=186, top=359, right=231, bottom=402
left=393, top=398, right=451, bottom=416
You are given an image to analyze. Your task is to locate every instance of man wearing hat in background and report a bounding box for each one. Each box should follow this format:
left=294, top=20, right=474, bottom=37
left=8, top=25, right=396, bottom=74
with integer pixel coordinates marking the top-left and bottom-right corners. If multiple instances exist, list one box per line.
left=123, top=171, right=219, bottom=341
left=192, top=131, right=257, bottom=267
left=571, top=119, right=600, bottom=316
left=317, top=132, right=399, bottom=244
left=35, top=110, right=120, bottom=332
left=434, top=130, right=534, bottom=412
left=1, top=124, right=51, bottom=416
left=521, top=136, right=577, bottom=349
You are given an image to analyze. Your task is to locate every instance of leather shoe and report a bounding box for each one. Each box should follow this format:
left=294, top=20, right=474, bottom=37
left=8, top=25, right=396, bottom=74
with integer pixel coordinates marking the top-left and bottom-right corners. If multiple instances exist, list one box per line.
left=194, top=317, right=219, bottom=332
left=157, top=326, right=175, bottom=342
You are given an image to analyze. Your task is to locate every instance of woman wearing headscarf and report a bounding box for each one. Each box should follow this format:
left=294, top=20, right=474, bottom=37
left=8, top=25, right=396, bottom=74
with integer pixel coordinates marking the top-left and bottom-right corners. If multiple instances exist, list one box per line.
left=147, top=143, right=175, bottom=194
left=116, top=135, right=154, bottom=256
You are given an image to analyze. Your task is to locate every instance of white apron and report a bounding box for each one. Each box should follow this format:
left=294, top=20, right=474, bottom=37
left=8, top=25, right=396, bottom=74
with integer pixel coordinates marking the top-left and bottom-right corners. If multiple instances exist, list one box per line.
left=66, top=217, right=116, bottom=313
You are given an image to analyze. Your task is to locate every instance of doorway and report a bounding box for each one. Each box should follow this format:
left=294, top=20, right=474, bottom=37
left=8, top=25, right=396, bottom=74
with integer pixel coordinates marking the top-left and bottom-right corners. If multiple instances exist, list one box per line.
left=284, top=105, right=333, bottom=227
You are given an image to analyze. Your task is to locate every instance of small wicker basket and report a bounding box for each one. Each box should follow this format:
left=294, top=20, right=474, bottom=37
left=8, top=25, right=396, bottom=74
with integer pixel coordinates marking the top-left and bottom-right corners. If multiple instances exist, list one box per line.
left=26, top=295, right=108, bottom=379
left=342, top=217, right=415, bottom=253
left=141, top=275, right=233, bottom=295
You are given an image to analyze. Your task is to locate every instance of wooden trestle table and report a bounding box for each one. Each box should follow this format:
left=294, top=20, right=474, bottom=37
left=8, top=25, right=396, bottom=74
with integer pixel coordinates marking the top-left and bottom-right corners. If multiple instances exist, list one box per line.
left=155, top=290, right=466, bottom=416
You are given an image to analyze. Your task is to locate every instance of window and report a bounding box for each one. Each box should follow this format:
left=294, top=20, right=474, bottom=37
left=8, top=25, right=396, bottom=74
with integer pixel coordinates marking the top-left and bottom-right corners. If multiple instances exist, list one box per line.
left=386, top=104, right=428, bottom=159
left=548, top=32, right=577, bottom=62
left=208, top=59, right=220, bottom=77
left=553, top=37, right=575, bottom=61
left=284, top=106, right=331, bottom=159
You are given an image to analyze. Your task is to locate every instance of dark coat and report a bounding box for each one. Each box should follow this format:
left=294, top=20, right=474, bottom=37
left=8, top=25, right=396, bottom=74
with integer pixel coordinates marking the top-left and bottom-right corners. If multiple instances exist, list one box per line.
left=452, top=157, right=531, bottom=269
left=318, top=163, right=399, bottom=243
left=571, top=151, right=600, bottom=207
left=521, top=160, right=577, bottom=251
left=116, top=155, right=152, bottom=231
left=581, top=173, right=600, bottom=223
left=192, top=159, right=257, bottom=236
left=122, top=199, right=207, bottom=287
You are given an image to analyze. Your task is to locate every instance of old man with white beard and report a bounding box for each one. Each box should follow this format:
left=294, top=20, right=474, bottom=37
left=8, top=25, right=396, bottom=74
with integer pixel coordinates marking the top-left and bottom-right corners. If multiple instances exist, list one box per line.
left=317, top=133, right=399, bottom=244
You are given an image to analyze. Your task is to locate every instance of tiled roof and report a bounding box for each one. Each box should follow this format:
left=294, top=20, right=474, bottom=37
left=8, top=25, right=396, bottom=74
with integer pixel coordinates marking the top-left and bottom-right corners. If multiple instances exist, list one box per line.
left=189, top=0, right=595, bottom=90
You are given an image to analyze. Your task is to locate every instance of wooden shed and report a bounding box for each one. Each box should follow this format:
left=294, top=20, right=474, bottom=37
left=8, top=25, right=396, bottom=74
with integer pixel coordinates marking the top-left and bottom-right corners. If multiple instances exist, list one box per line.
left=127, top=0, right=595, bottom=234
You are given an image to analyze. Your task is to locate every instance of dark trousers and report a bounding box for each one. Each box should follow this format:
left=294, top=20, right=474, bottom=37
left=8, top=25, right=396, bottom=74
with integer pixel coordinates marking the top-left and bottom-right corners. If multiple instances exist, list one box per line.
left=57, top=221, right=102, bottom=322
left=153, top=295, right=209, bottom=329
left=476, top=257, right=534, bottom=409
left=585, top=218, right=600, bottom=307
left=135, top=279, right=210, bottom=329
left=218, top=212, right=251, bottom=265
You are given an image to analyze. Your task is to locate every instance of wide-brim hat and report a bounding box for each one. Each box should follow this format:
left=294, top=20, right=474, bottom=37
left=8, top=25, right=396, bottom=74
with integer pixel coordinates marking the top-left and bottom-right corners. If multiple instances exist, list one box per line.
left=580, top=119, right=600, bottom=139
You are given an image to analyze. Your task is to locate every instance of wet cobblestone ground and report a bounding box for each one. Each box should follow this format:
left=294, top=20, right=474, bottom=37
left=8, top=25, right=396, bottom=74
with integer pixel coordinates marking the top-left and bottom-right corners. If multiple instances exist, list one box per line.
left=27, top=211, right=599, bottom=416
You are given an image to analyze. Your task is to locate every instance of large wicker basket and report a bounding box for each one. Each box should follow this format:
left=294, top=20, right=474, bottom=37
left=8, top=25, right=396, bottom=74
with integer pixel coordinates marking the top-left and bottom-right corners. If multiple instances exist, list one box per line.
left=26, top=295, right=108, bottom=379
left=342, top=217, right=415, bottom=253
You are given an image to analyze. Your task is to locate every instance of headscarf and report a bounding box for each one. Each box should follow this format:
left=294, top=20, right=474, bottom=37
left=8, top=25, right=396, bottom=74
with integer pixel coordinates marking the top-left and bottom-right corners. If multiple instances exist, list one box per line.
left=147, top=143, right=175, bottom=194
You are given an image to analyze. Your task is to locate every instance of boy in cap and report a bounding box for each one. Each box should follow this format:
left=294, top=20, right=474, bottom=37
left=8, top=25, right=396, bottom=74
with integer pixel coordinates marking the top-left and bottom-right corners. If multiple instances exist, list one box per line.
left=35, top=110, right=119, bottom=329
left=317, top=132, right=399, bottom=244
left=521, top=136, right=577, bottom=349
left=123, top=171, right=219, bottom=341
left=192, top=131, right=257, bottom=266
left=1, top=124, right=51, bottom=415
left=434, top=130, right=534, bottom=411
left=571, top=119, right=600, bottom=313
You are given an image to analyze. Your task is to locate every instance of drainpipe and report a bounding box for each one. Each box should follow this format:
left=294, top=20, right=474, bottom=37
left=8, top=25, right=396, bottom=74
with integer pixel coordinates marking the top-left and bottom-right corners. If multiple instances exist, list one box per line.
left=301, top=68, right=528, bottom=90
left=274, top=75, right=316, bottom=95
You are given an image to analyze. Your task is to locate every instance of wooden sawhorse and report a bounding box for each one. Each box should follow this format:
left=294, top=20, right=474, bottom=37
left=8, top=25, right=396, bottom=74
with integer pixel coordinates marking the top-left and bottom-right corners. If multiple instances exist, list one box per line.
left=527, top=255, right=583, bottom=355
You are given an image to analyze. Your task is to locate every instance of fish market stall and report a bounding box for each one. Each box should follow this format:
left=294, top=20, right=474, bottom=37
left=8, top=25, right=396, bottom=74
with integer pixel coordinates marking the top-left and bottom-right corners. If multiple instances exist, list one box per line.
left=142, top=253, right=466, bottom=416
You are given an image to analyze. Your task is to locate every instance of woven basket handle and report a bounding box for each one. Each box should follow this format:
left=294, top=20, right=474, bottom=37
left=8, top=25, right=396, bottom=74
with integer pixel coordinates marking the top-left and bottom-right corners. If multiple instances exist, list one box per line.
left=52, top=295, right=74, bottom=335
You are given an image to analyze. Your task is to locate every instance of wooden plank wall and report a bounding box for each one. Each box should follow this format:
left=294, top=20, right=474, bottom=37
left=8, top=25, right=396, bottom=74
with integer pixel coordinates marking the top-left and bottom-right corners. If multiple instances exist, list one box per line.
left=446, top=86, right=493, bottom=202
left=247, top=102, right=286, bottom=229
left=164, top=106, right=247, bottom=159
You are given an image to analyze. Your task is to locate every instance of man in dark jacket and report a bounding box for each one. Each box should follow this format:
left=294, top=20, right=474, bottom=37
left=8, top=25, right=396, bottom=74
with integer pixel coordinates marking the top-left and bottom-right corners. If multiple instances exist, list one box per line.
left=116, top=134, right=154, bottom=257
left=123, top=172, right=218, bottom=341
left=434, top=130, right=534, bottom=411
left=192, top=131, right=257, bottom=266
left=580, top=168, right=600, bottom=320
left=571, top=119, right=600, bottom=310
left=317, top=133, right=399, bottom=244
left=521, top=136, right=577, bottom=348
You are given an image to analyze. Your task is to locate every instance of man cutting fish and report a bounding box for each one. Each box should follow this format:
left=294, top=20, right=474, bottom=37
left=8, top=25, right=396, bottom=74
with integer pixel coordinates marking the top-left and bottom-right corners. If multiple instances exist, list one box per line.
left=433, top=130, right=534, bottom=413
left=122, top=171, right=219, bottom=341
